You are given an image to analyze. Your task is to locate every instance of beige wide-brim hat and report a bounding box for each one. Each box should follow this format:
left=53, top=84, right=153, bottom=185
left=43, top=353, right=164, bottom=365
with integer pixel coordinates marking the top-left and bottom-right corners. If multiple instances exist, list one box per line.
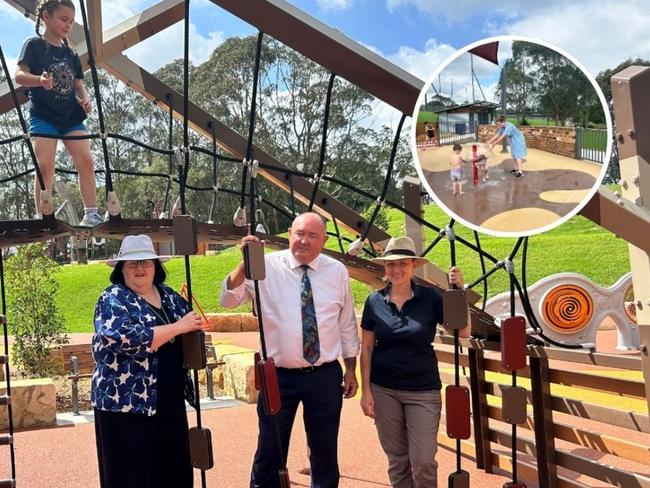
left=371, top=236, right=430, bottom=267
left=106, top=234, right=170, bottom=267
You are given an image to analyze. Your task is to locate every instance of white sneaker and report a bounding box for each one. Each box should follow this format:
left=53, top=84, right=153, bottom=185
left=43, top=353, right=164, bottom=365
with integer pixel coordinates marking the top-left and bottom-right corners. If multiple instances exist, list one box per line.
left=80, top=211, right=103, bottom=226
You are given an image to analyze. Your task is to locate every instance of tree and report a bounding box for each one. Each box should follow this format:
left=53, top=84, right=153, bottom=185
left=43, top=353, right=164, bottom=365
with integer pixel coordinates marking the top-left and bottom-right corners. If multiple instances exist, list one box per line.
left=6, top=243, right=68, bottom=376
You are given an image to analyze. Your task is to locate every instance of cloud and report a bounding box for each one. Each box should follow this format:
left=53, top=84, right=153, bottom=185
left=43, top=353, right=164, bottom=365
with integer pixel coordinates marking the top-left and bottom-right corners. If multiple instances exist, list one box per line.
left=496, top=1, right=650, bottom=75
left=83, top=1, right=225, bottom=71
left=316, top=0, right=353, bottom=11
left=384, top=0, right=649, bottom=76
left=387, top=38, right=457, bottom=80
left=125, top=22, right=225, bottom=71
left=385, top=0, right=562, bottom=23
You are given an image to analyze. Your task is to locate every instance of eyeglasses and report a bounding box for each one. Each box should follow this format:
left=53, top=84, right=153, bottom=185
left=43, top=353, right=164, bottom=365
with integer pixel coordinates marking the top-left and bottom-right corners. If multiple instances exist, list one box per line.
left=124, top=260, right=155, bottom=269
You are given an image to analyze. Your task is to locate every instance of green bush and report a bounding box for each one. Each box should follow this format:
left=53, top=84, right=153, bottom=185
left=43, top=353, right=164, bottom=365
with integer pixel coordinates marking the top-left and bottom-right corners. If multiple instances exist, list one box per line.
left=6, top=243, right=68, bottom=376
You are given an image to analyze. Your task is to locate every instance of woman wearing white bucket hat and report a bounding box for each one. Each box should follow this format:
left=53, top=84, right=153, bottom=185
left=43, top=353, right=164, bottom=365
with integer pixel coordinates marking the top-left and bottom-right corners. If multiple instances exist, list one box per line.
left=91, top=234, right=211, bottom=488
left=360, top=236, right=470, bottom=488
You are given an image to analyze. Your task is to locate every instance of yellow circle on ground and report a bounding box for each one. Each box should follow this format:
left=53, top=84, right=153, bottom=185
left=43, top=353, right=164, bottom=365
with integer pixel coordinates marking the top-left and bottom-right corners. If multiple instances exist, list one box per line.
left=480, top=208, right=561, bottom=232
left=540, top=189, right=590, bottom=204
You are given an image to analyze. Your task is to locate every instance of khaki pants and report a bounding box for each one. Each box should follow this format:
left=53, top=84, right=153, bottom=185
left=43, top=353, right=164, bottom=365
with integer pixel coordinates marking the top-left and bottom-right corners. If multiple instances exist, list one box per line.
left=371, top=383, right=442, bottom=488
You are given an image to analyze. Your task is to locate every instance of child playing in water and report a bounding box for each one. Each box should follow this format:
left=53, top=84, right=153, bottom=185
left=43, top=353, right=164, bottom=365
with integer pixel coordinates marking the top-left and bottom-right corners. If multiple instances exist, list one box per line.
left=476, top=153, right=489, bottom=182
left=450, top=143, right=466, bottom=195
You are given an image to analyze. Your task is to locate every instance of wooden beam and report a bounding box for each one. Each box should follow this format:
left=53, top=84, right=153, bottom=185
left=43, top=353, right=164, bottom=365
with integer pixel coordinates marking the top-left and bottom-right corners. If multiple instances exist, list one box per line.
left=209, top=0, right=423, bottom=115
left=611, top=65, right=650, bottom=418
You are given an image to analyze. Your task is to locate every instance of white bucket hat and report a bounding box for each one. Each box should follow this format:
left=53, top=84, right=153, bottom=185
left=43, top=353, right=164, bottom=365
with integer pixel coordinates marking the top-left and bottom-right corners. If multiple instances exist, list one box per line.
left=106, top=234, right=170, bottom=267
left=371, top=236, right=430, bottom=267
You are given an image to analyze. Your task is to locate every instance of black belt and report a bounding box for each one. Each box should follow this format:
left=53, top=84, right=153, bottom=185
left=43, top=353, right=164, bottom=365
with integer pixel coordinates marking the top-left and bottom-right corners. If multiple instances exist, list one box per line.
left=277, top=360, right=337, bottom=373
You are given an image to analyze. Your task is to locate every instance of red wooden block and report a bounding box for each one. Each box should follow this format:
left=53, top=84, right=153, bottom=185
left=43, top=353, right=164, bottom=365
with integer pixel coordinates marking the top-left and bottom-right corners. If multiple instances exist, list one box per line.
left=501, top=386, right=528, bottom=425
left=188, top=426, right=214, bottom=470
left=442, top=289, right=468, bottom=330
left=501, top=316, right=527, bottom=371
left=445, top=385, right=471, bottom=439
left=448, top=469, right=470, bottom=488
left=257, top=357, right=282, bottom=415
left=503, top=482, right=527, bottom=487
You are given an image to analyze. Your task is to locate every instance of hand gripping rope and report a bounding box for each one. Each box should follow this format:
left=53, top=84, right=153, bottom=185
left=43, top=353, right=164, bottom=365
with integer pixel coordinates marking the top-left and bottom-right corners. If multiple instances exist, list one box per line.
left=231, top=27, right=289, bottom=488
left=245, top=154, right=291, bottom=488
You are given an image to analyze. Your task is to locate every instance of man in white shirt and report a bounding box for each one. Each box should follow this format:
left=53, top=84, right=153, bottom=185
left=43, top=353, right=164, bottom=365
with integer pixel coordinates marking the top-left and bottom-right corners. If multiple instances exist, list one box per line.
left=220, top=212, right=359, bottom=488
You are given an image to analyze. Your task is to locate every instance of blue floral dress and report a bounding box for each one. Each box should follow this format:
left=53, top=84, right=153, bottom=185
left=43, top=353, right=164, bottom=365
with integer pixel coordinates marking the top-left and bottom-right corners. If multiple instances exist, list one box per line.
left=497, top=122, right=528, bottom=159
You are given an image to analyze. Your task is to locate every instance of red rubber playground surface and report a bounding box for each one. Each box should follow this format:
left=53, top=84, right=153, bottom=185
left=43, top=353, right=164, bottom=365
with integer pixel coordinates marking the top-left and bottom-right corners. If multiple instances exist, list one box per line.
left=0, top=331, right=517, bottom=487
left=2, top=400, right=518, bottom=488
left=2, top=329, right=646, bottom=487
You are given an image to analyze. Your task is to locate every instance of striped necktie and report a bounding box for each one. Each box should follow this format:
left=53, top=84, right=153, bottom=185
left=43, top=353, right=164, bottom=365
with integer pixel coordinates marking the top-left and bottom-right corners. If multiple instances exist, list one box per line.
left=300, top=264, right=320, bottom=365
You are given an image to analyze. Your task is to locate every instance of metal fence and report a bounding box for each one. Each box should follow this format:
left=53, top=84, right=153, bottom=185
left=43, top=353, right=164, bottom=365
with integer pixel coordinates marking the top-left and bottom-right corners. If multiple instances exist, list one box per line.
left=438, top=120, right=477, bottom=145
left=576, top=127, right=607, bottom=163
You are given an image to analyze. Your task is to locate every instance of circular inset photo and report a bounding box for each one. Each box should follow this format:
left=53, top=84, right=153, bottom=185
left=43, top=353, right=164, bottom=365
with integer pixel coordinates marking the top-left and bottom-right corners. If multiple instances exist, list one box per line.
left=412, top=36, right=611, bottom=237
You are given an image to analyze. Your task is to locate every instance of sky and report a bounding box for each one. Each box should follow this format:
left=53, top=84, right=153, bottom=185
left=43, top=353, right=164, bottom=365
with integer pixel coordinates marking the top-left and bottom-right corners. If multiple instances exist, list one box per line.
left=0, top=0, right=647, bottom=129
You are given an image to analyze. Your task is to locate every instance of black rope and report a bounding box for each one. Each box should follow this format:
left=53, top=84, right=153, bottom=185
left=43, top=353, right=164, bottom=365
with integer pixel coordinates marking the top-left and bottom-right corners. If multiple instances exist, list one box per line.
left=78, top=0, right=114, bottom=194
left=207, top=122, right=219, bottom=223
left=190, top=145, right=241, bottom=163
left=286, top=174, right=297, bottom=218
left=322, top=199, right=345, bottom=254
left=109, top=132, right=174, bottom=156
left=26, top=132, right=100, bottom=141
left=0, top=43, right=46, bottom=190
left=420, top=230, right=446, bottom=257
left=474, top=231, right=488, bottom=312
left=447, top=219, right=463, bottom=474
left=508, top=272, right=518, bottom=482
left=356, top=114, right=406, bottom=245
left=238, top=32, right=264, bottom=210
left=0, top=250, right=17, bottom=481
left=307, top=72, right=336, bottom=211
left=0, top=135, right=23, bottom=147
left=179, top=0, right=191, bottom=216
left=162, top=94, right=174, bottom=214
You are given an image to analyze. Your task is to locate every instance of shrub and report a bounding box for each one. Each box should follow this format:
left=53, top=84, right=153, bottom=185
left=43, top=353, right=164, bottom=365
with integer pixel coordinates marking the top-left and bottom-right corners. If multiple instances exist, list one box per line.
left=5, top=243, right=68, bottom=377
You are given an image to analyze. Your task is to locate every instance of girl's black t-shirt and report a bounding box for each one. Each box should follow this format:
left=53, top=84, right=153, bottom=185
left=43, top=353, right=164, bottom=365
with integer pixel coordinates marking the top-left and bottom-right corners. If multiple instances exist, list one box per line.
left=18, top=36, right=86, bottom=127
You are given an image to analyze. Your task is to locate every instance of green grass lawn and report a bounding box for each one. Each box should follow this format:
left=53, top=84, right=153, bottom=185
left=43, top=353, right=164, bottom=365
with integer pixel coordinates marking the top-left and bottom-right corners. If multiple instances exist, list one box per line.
left=48, top=204, right=630, bottom=333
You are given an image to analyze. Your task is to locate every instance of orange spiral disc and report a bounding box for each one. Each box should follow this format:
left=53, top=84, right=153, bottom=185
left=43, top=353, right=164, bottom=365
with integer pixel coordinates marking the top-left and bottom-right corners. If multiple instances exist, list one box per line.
left=542, top=284, right=593, bottom=334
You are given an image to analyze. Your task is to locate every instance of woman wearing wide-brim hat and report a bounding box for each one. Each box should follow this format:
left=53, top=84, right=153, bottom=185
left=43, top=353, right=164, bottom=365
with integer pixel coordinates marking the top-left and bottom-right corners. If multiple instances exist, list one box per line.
left=359, top=236, right=470, bottom=487
left=91, top=234, right=211, bottom=488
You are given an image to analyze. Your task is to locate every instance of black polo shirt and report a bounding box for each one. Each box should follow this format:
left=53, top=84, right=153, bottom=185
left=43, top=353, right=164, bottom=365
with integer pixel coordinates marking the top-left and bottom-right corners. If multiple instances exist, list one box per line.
left=361, top=282, right=444, bottom=391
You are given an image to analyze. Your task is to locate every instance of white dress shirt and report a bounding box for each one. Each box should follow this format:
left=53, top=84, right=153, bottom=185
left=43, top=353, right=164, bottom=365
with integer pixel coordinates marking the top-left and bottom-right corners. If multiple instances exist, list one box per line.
left=220, top=249, right=360, bottom=368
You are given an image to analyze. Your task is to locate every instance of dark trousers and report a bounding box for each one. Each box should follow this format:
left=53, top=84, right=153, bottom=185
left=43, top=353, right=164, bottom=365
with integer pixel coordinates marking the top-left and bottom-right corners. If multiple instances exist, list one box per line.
left=250, top=360, right=343, bottom=488
left=94, top=401, right=193, bottom=488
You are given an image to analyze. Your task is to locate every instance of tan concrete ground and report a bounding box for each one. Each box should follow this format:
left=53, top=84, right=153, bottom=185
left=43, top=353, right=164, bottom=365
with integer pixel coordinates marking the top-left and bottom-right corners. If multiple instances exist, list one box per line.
left=417, top=144, right=603, bottom=179
left=417, top=144, right=603, bottom=234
